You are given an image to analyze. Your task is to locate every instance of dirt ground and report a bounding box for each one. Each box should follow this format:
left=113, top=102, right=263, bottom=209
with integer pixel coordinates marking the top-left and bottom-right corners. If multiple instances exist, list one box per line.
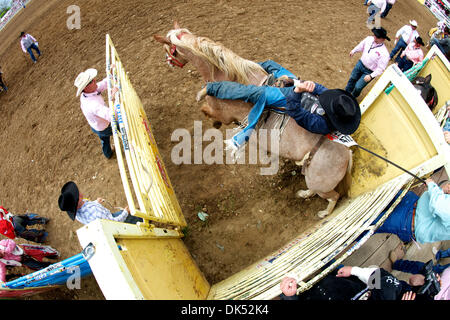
left=0, top=0, right=438, bottom=299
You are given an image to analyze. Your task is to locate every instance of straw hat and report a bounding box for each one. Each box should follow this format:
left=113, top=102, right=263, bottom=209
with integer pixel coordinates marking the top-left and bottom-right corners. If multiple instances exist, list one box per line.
left=409, top=20, right=418, bottom=27
left=74, top=68, right=97, bottom=97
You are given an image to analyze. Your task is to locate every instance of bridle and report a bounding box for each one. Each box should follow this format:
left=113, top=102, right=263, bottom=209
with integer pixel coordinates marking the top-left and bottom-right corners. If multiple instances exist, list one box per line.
left=165, top=32, right=188, bottom=68
left=165, top=44, right=186, bottom=68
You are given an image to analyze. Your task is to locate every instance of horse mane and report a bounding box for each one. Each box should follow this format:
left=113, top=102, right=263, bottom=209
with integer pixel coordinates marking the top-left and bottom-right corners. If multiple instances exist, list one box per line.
left=167, top=28, right=268, bottom=84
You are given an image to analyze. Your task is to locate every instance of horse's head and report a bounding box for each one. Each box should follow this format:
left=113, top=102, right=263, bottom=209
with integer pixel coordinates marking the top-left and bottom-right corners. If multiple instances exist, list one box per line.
left=412, top=74, right=438, bottom=111
left=153, top=22, right=190, bottom=68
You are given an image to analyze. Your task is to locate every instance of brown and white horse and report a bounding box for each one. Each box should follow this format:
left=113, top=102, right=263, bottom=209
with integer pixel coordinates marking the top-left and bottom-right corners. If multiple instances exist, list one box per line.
left=154, top=23, right=353, bottom=218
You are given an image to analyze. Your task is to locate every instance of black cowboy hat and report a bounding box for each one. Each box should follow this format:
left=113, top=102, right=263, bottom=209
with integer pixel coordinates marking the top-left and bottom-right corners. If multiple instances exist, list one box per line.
left=371, top=27, right=391, bottom=41
left=319, top=89, right=361, bottom=135
left=58, top=181, right=79, bottom=221
left=415, top=36, right=425, bottom=46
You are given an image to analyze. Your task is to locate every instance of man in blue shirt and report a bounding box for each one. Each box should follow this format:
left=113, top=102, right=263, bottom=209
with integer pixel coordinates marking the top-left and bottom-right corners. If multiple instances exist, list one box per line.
left=374, top=178, right=450, bottom=244
left=196, top=61, right=361, bottom=150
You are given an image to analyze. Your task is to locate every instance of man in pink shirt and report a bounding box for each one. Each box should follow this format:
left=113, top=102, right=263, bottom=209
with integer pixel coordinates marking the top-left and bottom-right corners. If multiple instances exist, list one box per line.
left=19, top=31, right=40, bottom=64
left=395, top=36, right=425, bottom=72
left=74, top=68, right=118, bottom=159
left=345, top=27, right=391, bottom=98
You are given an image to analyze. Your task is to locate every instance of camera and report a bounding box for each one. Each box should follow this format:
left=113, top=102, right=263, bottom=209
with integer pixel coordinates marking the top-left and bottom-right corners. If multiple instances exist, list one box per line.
left=417, top=260, right=441, bottom=297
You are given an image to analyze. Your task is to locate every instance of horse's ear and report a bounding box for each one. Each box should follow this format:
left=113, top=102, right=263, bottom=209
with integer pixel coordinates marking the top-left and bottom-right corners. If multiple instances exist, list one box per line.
left=424, top=74, right=432, bottom=83
left=153, top=34, right=171, bottom=45
left=174, top=21, right=181, bottom=29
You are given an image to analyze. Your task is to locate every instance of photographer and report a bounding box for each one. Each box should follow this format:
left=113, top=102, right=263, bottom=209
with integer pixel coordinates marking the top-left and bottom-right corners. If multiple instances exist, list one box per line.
left=389, top=247, right=450, bottom=300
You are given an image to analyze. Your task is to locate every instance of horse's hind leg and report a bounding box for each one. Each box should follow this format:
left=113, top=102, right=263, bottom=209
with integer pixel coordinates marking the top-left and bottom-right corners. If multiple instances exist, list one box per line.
left=316, top=190, right=340, bottom=219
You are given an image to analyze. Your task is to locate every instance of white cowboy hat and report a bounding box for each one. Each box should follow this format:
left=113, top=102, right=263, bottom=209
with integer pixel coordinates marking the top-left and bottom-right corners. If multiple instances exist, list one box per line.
left=409, top=20, right=418, bottom=27
left=74, top=68, right=98, bottom=97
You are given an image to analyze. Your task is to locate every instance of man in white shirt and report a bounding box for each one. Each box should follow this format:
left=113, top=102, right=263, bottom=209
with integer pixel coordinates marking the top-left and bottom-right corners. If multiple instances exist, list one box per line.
left=390, top=20, right=420, bottom=60
left=74, top=68, right=118, bottom=159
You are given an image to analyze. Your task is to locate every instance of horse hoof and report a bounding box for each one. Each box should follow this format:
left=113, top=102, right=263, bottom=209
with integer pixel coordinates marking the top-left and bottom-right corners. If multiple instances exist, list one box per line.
left=213, top=121, right=222, bottom=129
left=317, top=210, right=328, bottom=219
left=196, top=87, right=207, bottom=102
left=296, top=190, right=315, bottom=199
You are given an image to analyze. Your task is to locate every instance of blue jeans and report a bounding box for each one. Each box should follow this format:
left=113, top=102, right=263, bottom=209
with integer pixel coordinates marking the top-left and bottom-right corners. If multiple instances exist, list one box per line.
left=26, top=43, right=41, bottom=62
left=373, top=191, right=418, bottom=242
left=390, top=38, right=407, bottom=60
left=367, top=4, right=380, bottom=24
left=393, top=259, right=450, bottom=275
left=380, top=3, right=393, bottom=18
left=91, top=125, right=113, bottom=158
left=12, top=213, right=48, bottom=243
left=395, top=55, right=414, bottom=72
left=430, top=38, right=449, bottom=55
left=112, top=211, right=143, bottom=224
left=258, top=60, right=297, bottom=80
left=345, top=60, right=373, bottom=98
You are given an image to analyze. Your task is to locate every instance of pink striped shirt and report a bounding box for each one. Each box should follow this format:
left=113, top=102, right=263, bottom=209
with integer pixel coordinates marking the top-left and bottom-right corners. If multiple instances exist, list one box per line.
left=403, top=42, right=424, bottom=64
left=79, top=78, right=111, bottom=131
left=350, top=36, right=390, bottom=78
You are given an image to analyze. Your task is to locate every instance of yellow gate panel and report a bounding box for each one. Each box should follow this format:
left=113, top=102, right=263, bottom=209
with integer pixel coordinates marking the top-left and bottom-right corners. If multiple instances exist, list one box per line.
left=118, top=238, right=210, bottom=300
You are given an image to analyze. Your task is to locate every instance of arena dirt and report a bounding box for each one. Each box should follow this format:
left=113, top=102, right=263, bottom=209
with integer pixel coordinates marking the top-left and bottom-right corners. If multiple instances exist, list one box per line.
left=0, top=0, right=437, bottom=299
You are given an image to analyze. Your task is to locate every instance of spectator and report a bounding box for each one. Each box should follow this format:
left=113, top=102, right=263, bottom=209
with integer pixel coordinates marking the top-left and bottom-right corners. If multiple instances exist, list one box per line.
left=389, top=245, right=450, bottom=275
left=58, top=181, right=143, bottom=225
left=0, top=66, right=7, bottom=92
left=280, top=265, right=415, bottom=300
left=0, top=206, right=49, bottom=243
left=373, top=178, right=450, bottom=244
left=443, top=104, right=450, bottom=144
left=430, top=27, right=450, bottom=57
left=390, top=20, right=419, bottom=60
left=345, top=27, right=390, bottom=98
left=0, top=239, right=54, bottom=284
left=380, top=0, right=395, bottom=18
left=19, top=31, right=41, bottom=64
left=74, top=67, right=118, bottom=159
left=389, top=246, right=450, bottom=300
left=395, top=36, right=425, bottom=72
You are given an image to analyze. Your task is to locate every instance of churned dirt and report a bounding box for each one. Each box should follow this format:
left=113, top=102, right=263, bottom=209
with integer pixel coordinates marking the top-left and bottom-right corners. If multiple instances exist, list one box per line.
left=0, top=0, right=437, bottom=299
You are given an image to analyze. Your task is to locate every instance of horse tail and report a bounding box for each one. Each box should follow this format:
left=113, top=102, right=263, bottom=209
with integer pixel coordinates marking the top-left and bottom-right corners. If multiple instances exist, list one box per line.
left=335, top=149, right=353, bottom=198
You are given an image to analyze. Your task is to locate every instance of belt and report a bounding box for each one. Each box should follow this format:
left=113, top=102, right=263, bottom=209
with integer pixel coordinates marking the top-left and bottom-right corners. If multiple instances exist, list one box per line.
left=411, top=201, right=417, bottom=240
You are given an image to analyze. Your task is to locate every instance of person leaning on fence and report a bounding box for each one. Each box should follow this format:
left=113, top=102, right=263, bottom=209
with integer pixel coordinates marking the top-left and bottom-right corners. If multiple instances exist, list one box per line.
left=345, top=27, right=390, bottom=98
left=58, top=181, right=143, bottom=225
left=371, top=178, right=450, bottom=244
left=395, top=36, right=425, bottom=72
left=390, top=20, right=420, bottom=61
left=74, top=67, right=118, bottom=159
left=280, top=265, right=415, bottom=300
left=19, top=32, right=41, bottom=64
left=0, top=206, right=49, bottom=243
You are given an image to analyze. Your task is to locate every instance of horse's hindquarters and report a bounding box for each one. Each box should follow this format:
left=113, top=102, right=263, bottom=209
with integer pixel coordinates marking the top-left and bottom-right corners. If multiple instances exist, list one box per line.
left=303, top=141, right=350, bottom=193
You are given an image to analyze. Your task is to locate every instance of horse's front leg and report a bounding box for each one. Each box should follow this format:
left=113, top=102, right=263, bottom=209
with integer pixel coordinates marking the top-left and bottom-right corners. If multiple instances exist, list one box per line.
left=316, top=190, right=340, bottom=219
